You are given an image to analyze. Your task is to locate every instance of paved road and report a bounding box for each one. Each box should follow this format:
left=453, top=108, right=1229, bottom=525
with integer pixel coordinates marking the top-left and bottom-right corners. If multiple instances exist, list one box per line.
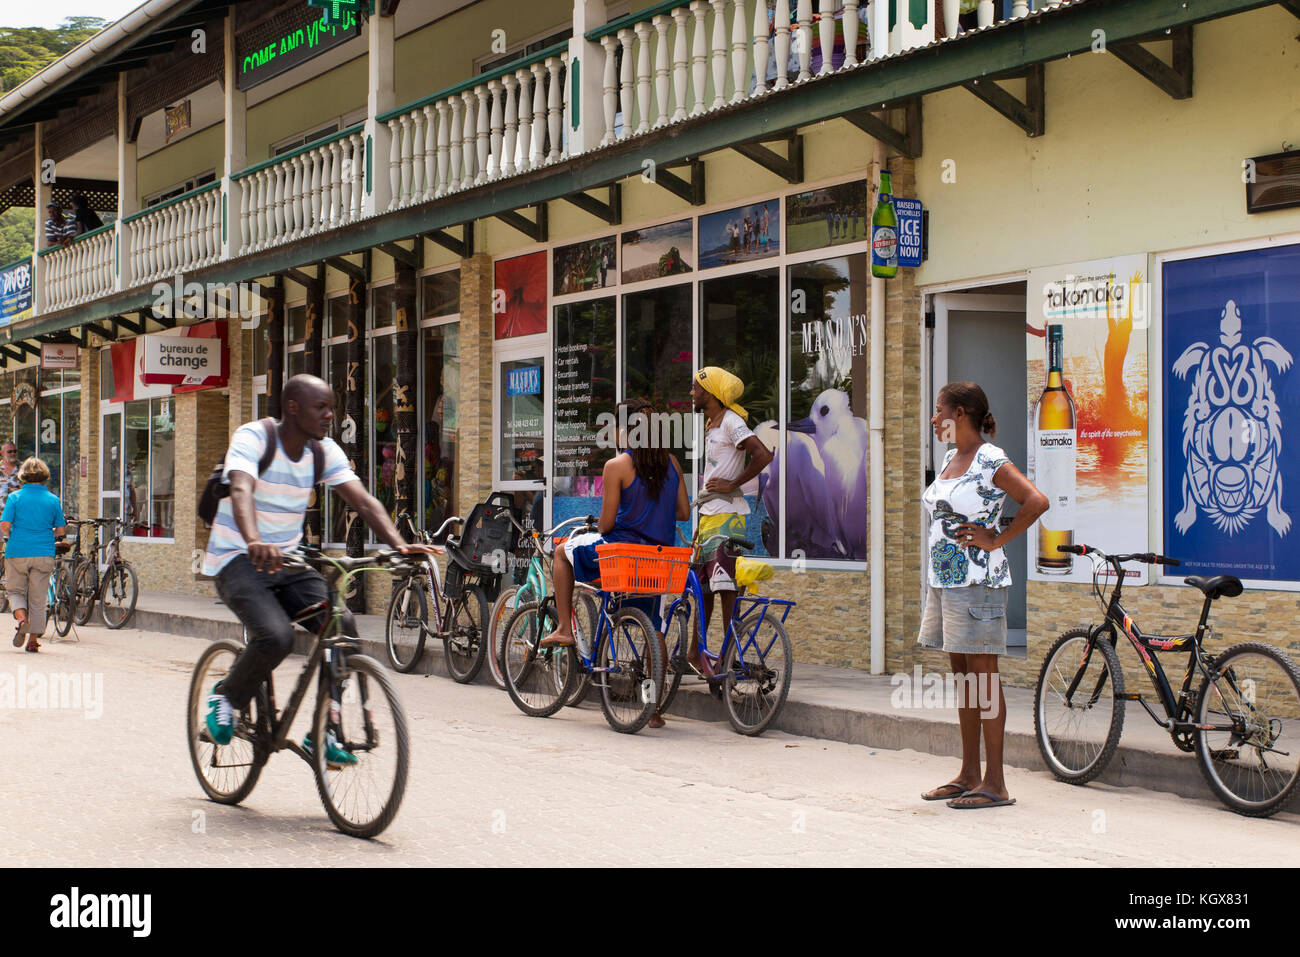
left=1, top=625, right=1297, bottom=866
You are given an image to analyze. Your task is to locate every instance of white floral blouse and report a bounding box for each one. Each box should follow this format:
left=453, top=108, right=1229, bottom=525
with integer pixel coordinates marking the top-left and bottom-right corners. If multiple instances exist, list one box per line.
left=922, top=442, right=1012, bottom=588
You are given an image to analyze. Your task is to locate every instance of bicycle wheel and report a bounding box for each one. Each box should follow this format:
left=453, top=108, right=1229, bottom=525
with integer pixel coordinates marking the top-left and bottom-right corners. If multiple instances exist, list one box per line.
left=721, top=612, right=793, bottom=736
left=1195, top=641, right=1300, bottom=817
left=657, top=600, right=690, bottom=715
left=384, top=575, right=428, bottom=673
left=71, top=558, right=95, bottom=626
left=488, top=584, right=522, bottom=689
left=502, top=600, right=573, bottom=718
left=597, top=607, right=662, bottom=734
left=444, top=585, right=488, bottom=683
left=100, top=561, right=139, bottom=629
left=1034, top=627, right=1125, bottom=784
left=563, top=593, right=598, bottom=708
left=310, top=653, right=409, bottom=839
left=51, top=563, right=73, bottom=638
left=186, top=639, right=264, bottom=805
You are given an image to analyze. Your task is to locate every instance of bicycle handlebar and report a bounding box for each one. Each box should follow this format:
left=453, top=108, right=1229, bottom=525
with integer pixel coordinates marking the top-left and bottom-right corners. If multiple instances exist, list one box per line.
left=285, top=546, right=421, bottom=573
left=1058, top=544, right=1181, bottom=567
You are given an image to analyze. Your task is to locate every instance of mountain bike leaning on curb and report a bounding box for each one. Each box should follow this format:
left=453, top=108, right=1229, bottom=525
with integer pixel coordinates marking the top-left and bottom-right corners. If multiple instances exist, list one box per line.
left=1034, top=543, right=1300, bottom=817
left=487, top=513, right=597, bottom=707
left=383, top=510, right=470, bottom=675
left=188, top=546, right=415, bottom=838
left=46, top=518, right=86, bottom=639
left=70, top=517, right=138, bottom=629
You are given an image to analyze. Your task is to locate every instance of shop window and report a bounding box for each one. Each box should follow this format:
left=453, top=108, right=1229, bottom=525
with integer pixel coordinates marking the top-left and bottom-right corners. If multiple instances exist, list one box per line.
left=118, top=397, right=175, bottom=538
left=786, top=255, right=869, bottom=561
left=622, top=282, right=695, bottom=475
left=552, top=299, right=615, bottom=523
left=499, top=357, right=547, bottom=486
left=422, top=269, right=460, bottom=319
left=287, top=302, right=308, bottom=378
left=422, top=323, right=459, bottom=532
left=324, top=294, right=351, bottom=545
left=700, top=269, right=780, bottom=556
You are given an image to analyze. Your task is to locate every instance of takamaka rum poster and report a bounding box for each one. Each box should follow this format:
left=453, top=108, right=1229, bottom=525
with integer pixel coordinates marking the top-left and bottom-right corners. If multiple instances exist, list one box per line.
left=1025, top=254, right=1150, bottom=584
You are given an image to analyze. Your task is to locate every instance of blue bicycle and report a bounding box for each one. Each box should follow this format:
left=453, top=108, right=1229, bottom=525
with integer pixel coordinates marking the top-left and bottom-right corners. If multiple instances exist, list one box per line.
left=500, top=521, right=665, bottom=734
left=660, top=532, right=795, bottom=736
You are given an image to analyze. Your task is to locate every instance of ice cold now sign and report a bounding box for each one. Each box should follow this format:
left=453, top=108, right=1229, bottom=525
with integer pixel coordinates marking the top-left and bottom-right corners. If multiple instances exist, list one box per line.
left=236, top=7, right=359, bottom=90
left=139, top=335, right=221, bottom=387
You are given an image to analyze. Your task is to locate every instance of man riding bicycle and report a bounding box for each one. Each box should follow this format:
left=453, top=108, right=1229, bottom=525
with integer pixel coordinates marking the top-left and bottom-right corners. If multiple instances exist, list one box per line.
left=203, top=375, right=431, bottom=763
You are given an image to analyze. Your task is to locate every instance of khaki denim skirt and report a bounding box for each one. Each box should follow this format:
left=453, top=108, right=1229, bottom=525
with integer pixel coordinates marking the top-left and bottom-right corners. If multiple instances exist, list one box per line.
left=917, top=583, right=1008, bottom=656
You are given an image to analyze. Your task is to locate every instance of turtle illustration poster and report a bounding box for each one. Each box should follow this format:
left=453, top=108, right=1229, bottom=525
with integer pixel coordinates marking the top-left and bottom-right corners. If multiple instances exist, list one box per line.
left=1025, top=254, right=1150, bottom=584
left=1163, top=243, right=1300, bottom=584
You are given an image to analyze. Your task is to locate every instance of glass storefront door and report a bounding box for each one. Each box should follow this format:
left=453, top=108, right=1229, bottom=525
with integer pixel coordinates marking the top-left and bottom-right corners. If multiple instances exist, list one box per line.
left=495, top=337, right=548, bottom=529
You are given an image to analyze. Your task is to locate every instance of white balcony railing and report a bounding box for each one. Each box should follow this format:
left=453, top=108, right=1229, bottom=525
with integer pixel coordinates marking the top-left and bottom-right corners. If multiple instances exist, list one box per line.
left=123, top=181, right=221, bottom=288
left=232, top=125, right=366, bottom=256
left=39, top=222, right=115, bottom=311
left=379, top=42, right=570, bottom=210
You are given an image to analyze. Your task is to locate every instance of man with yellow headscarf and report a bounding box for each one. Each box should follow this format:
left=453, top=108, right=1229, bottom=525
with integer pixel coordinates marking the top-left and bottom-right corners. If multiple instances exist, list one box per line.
left=688, top=367, right=773, bottom=679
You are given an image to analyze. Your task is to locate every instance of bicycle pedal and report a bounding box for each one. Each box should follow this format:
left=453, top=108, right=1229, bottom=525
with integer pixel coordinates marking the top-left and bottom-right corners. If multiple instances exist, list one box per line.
left=1210, top=749, right=1240, bottom=761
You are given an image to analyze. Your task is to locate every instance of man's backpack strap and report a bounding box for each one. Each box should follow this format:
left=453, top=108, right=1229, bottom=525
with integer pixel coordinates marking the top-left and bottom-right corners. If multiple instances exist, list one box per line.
left=257, top=418, right=278, bottom=477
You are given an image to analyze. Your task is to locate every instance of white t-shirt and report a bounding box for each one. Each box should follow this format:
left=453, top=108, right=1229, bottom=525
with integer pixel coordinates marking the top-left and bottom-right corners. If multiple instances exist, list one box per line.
left=202, top=422, right=358, bottom=575
left=700, top=409, right=755, bottom=516
left=921, top=442, right=1012, bottom=588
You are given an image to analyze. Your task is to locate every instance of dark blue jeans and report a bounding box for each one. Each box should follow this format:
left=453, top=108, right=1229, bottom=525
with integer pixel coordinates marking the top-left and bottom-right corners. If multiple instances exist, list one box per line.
left=214, top=554, right=330, bottom=711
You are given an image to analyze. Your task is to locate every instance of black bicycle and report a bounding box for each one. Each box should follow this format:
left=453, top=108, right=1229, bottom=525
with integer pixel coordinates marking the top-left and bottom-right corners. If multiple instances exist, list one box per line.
left=384, top=510, right=492, bottom=682
left=1034, top=543, right=1300, bottom=817
left=187, top=547, right=414, bottom=838
left=70, top=517, right=138, bottom=629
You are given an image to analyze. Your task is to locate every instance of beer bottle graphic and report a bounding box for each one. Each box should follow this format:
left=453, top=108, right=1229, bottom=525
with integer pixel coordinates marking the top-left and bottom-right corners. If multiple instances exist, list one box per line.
left=871, top=169, right=899, bottom=278
left=1033, top=324, right=1076, bottom=573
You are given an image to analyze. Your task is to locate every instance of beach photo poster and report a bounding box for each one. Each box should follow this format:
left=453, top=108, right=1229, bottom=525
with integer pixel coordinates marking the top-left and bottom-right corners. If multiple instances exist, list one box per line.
left=786, top=181, right=869, bottom=254
left=698, top=199, right=780, bottom=269
left=1025, top=254, right=1150, bottom=584
left=553, top=236, right=616, bottom=296
left=621, top=219, right=693, bottom=283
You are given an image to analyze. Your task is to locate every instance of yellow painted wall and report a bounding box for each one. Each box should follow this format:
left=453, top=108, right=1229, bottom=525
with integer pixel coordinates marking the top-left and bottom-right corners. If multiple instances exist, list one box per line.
left=914, top=6, right=1300, bottom=287
left=136, top=123, right=225, bottom=201
left=245, top=56, right=368, bottom=166
left=394, top=0, right=573, bottom=109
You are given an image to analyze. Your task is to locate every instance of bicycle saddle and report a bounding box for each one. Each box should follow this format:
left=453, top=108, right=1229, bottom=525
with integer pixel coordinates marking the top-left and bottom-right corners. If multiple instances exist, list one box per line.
left=1184, top=574, right=1243, bottom=600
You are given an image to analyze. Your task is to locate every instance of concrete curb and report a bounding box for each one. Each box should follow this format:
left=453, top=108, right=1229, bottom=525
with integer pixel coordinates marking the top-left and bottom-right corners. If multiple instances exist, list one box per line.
left=137, top=605, right=1214, bottom=802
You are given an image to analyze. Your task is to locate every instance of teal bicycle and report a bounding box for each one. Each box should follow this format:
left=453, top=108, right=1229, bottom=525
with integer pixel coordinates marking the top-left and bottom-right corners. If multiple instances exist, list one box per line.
left=487, top=514, right=596, bottom=707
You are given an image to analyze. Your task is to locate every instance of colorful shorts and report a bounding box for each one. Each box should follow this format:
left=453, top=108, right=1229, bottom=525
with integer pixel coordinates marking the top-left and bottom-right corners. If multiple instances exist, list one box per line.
left=697, top=513, right=745, bottom=593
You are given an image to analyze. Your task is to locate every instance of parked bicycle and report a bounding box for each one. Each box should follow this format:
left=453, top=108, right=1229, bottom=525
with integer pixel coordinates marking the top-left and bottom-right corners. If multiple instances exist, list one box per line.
left=500, top=518, right=666, bottom=734
left=660, top=530, right=794, bottom=736
left=69, top=517, right=138, bottom=629
left=1034, top=543, right=1300, bottom=817
left=46, top=518, right=86, bottom=639
left=383, top=496, right=513, bottom=681
left=487, top=513, right=596, bottom=708
left=187, top=546, right=413, bottom=839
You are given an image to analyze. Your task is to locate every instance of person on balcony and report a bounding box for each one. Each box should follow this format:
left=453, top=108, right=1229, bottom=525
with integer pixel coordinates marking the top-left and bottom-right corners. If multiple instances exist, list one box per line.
left=70, top=194, right=103, bottom=237
left=44, top=201, right=73, bottom=247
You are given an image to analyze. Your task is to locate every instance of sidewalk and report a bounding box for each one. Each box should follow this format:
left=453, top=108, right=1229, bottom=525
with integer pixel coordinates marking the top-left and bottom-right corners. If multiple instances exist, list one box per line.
left=133, top=591, right=1214, bottom=802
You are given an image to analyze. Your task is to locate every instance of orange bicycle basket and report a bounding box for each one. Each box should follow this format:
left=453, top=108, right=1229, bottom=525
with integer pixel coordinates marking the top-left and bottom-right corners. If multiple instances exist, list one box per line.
left=594, top=544, right=693, bottom=594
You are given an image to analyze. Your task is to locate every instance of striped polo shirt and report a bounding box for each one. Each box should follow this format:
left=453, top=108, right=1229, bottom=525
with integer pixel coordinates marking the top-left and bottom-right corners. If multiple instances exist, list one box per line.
left=202, top=421, right=358, bottom=575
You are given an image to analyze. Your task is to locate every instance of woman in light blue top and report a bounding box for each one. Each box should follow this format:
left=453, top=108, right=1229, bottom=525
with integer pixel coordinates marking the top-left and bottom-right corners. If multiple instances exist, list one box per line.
left=0, top=457, right=67, bottom=651
left=918, top=383, right=1047, bottom=810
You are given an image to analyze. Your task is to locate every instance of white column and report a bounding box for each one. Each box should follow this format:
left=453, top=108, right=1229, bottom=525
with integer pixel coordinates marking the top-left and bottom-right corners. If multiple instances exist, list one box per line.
left=671, top=7, right=690, bottom=121
left=773, top=0, right=791, bottom=89
left=568, top=0, right=611, bottom=157
left=869, top=0, right=889, bottom=57
left=795, top=0, right=812, bottom=81
left=461, top=91, right=477, bottom=188
left=546, top=56, right=564, bottom=162
left=435, top=100, right=452, bottom=195
left=529, top=62, right=547, bottom=166
left=116, top=75, right=138, bottom=291
left=978, top=0, right=994, bottom=27
left=752, top=0, right=770, bottom=94
left=399, top=114, right=413, bottom=205
left=600, top=36, right=619, bottom=145
left=818, top=0, right=836, bottom=75
left=487, top=79, right=504, bottom=179
left=512, top=71, right=532, bottom=173
left=710, top=0, right=728, bottom=108
left=652, top=15, right=672, bottom=127
left=941, top=0, right=959, bottom=36
left=221, top=11, right=245, bottom=263
left=635, top=21, right=653, bottom=134
left=1011, top=0, right=1028, bottom=16
left=474, top=85, right=491, bottom=184
left=843, top=1, right=861, bottom=64
left=617, top=28, right=635, bottom=138
left=448, top=95, right=464, bottom=190
left=421, top=105, right=437, bottom=200
left=731, top=0, right=750, bottom=101
left=501, top=77, right=518, bottom=177
left=387, top=119, right=402, bottom=209
left=690, top=2, right=709, bottom=115
left=363, top=10, right=396, bottom=216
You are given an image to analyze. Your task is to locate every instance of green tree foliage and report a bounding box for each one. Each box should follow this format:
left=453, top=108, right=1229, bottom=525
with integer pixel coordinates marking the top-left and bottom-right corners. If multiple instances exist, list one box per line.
left=0, top=209, right=32, bottom=268
left=0, top=18, right=108, bottom=93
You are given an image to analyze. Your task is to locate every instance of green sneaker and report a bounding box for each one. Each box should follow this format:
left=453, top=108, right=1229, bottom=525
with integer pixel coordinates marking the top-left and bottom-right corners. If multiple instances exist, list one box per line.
left=303, top=731, right=358, bottom=767
left=205, top=685, right=234, bottom=746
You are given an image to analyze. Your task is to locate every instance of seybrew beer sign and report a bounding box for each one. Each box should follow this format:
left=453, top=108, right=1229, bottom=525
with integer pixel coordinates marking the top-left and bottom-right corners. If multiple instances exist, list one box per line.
left=139, top=335, right=221, bottom=387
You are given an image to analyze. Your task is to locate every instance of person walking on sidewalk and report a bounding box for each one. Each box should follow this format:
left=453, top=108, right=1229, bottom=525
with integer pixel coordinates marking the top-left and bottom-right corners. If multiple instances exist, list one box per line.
left=918, top=382, right=1047, bottom=809
left=689, top=367, right=772, bottom=678
left=202, top=375, right=434, bottom=764
left=0, top=457, right=67, bottom=652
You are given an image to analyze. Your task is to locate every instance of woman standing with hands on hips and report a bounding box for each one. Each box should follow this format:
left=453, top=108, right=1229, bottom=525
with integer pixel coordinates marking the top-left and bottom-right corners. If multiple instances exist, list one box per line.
left=919, top=383, right=1048, bottom=809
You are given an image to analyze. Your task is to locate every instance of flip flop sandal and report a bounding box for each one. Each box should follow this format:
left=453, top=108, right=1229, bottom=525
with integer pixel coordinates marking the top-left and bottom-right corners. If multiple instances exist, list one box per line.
left=946, top=790, right=1016, bottom=809
left=12, top=621, right=28, bottom=647
left=922, top=783, right=970, bottom=802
